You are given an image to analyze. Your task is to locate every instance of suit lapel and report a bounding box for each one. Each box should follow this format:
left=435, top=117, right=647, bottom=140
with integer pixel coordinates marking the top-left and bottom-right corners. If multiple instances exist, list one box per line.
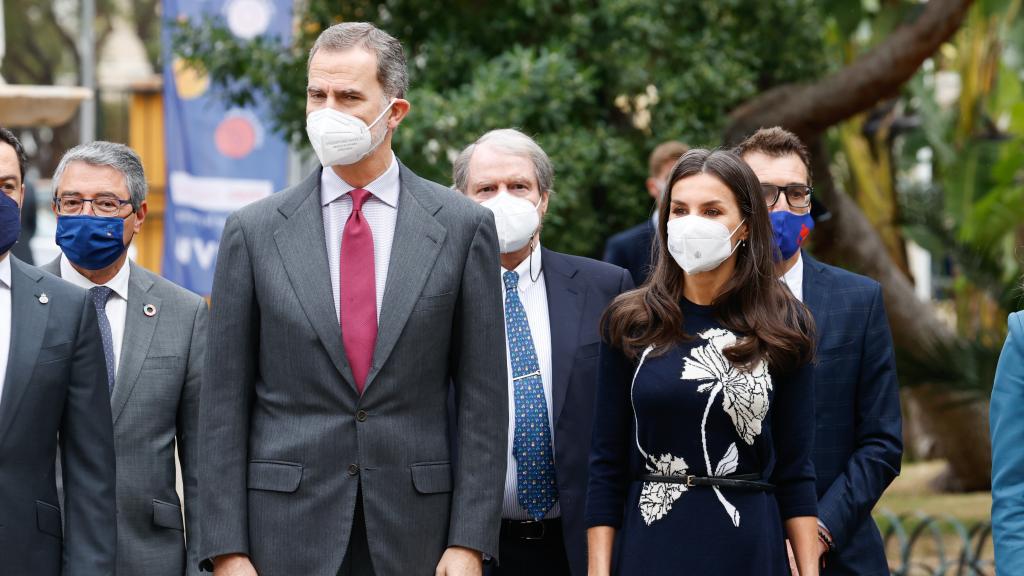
left=542, top=249, right=582, bottom=426
left=364, top=164, right=446, bottom=390
left=110, top=263, right=159, bottom=424
left=801, top=253, right=832, bottom=345
left=274, top=169, right=358, bottom=391
left=0, top=258, right=49, bottom=443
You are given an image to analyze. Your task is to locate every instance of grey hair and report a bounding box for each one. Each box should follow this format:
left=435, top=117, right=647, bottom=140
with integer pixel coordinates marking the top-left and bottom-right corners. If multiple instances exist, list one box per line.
left=452, top=129, right=554, bottom=195
left=52, top=141, right=147, bottom=210
left=308, top=22, right=409, bottom=99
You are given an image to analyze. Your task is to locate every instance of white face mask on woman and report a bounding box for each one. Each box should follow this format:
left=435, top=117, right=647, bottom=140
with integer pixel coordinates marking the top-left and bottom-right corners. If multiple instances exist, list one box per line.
left=306, top=99, right=395, bottom=167
left=481, top=192, right=541, bottom=254
left=666, top=215, right=745, bottom=275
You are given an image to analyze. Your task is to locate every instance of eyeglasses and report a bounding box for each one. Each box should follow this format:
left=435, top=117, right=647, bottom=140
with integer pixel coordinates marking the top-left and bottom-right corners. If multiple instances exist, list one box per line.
left=54, top=194, right=134, bottom=217
left=761, top=184, right=812, bottom=209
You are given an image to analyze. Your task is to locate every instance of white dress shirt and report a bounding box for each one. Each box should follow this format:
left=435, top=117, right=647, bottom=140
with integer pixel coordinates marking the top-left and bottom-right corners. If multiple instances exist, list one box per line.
left=0, top=256, right=11, bottom=405
left=500, top=243, right=560, bottom=520
left=780, top=251, right=804, bottom=302
left=322, top=154, right=400, bottom=323
left=60, top=255, right=131, bottom=374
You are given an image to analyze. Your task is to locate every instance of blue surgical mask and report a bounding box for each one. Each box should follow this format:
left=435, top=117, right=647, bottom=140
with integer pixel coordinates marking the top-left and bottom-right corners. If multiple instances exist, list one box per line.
left=770, top=211, right=814, bottom=262
left=0, top=193, right=20, bottom=255
left=56, top=215, right=127, bottom=270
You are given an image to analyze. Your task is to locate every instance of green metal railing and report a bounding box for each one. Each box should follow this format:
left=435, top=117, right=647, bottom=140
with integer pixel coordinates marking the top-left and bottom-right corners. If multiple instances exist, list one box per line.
left=877, top=509, right=994, bottom=575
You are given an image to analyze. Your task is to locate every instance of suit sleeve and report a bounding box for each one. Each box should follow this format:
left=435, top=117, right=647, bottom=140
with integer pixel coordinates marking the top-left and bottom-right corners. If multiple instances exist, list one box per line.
left=179, top=298, right=208, bottom=575
left=446, top=209, right=508, bottom=559
left=770, top=358, right=818, bottom=520
left=991, top=312, right=1024, bottom=573
left=585, top=340, right=634, bottom=528
left=818, top=285, right=902, bottom=548
left=61, top=294, right=117, bottom=576
left=619, top=267, right=635, bottom=293
left=198, top=214, right=257, bottom=570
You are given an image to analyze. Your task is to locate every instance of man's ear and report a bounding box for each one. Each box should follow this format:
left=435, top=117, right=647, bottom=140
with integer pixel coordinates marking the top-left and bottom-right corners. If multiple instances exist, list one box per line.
left=387, top=98, right=411, bottom=129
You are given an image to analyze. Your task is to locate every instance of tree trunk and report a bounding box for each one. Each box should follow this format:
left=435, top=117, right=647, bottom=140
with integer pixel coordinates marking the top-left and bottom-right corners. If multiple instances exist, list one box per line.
left=810, top=138, right=992, bottom=491
left=722, top=0, right=991, bottom=491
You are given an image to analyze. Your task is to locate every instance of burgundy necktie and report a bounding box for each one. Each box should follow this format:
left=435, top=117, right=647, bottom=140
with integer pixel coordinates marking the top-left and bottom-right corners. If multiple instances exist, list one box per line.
left=340, top=188, right=377, bottom=394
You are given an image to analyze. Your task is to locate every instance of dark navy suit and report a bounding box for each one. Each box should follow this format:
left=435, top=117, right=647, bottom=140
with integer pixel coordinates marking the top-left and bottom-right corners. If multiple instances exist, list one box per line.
left=801, top=253, right=902, bottom=576
left=603, top=218, right=656, bottom=287
left=474, top=248, right=632, bottom=576
left=541, top=249, right=632, bottom=576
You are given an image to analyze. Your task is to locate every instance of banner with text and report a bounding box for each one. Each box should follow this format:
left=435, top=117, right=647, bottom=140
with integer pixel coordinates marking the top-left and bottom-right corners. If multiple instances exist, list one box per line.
left=161, top=0, right=292, bottom=293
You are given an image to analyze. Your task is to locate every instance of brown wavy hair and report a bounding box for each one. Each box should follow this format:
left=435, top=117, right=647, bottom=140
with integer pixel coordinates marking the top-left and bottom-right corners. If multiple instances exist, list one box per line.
left=602, top=148, right=815, bottom=372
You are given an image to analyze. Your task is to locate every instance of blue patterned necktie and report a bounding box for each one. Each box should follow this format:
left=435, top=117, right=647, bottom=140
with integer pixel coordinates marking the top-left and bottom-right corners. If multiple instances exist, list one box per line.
left=503, top=270, right=558, bottom=520
left=88, top=286, right=116, bottom=395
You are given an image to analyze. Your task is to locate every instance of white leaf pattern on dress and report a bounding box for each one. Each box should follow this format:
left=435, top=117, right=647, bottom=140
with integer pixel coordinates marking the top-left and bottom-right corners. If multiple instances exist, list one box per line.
left=715, top=443, right=739, bottom=477
left=685, top=328, right=773, bottom=527
left=639, top=453, right=689, bottom=525
left=631, top=329, right=772, bottom=528
left=683, top=329, right=772, bottom=445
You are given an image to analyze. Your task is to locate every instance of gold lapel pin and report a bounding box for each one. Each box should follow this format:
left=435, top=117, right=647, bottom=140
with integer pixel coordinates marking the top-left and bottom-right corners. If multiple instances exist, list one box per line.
left=143, top=304, right=157, bottom=317
left=38, top=293, right=49, bottom=304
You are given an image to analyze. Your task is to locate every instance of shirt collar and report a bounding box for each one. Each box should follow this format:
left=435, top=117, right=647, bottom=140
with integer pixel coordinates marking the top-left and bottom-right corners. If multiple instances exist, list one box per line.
left=60, top=254, right=131, bottom=301
left=0, top=255, right=10, bottom=290
left=500, top=242, right=544, bottom=291
left=320, top=153, right=400, bottom=208
left=781, top=251, right=804, bottom=302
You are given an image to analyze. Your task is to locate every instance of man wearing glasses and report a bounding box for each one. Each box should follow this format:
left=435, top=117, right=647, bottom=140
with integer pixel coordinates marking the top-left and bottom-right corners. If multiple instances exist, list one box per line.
left=736, top=128, right=903, bottom=576
left=45, top=141, right=207, bottom=576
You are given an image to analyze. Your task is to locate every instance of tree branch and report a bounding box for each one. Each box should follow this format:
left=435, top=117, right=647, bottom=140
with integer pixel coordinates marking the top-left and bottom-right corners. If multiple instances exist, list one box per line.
left=724, top=0, right=974, bottom=144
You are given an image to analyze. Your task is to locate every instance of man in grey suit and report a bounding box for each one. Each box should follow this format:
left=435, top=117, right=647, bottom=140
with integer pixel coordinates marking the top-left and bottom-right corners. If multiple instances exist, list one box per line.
left=198, top=22, right=508, bottom=576
left=44, top=141, right=206, bottom=576
left=0, top=127, right=117, bottom=575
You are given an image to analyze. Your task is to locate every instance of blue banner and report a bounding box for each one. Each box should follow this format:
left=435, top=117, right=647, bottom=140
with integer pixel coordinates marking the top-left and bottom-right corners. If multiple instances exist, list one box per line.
left=161, top=0, right=292, bottom=293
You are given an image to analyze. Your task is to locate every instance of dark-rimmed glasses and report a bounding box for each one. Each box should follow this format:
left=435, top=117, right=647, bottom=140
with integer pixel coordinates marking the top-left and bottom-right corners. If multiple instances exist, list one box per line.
left=761, top=184, right=812, bottom=209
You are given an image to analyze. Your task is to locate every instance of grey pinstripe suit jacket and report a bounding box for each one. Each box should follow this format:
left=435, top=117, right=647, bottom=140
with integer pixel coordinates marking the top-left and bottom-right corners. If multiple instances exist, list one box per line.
left=45, top=258, right=207, bottom=576
left=198, top=164, right=508, bottom=575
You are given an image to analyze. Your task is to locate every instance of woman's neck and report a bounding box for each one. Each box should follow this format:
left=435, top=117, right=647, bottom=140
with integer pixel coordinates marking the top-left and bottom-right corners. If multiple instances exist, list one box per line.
left=682, top=258, right=735, bottom=305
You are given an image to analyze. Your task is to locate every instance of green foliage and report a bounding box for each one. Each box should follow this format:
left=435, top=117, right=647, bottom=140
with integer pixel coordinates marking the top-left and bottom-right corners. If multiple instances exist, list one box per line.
left=173, top=0, right=827, bottom=255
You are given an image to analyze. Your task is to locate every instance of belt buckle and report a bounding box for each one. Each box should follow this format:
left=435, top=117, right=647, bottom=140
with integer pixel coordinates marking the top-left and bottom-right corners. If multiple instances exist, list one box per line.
left=520, top=519, right=546, bottom=541
left=685, top=475, right=695, bottom=488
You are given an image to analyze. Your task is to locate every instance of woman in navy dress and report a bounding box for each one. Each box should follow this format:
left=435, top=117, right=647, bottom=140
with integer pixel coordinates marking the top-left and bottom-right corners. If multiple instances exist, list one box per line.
left=586, top=149, right=819, bottom=575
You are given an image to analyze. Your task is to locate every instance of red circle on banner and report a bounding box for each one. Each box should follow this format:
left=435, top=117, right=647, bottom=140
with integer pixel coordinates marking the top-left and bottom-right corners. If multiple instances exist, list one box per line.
left=215, top=115, right=257, bottom=159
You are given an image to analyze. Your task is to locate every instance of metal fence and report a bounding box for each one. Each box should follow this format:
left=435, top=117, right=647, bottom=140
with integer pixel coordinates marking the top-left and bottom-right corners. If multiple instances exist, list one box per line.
left=878, top=509, right=995, bottom=576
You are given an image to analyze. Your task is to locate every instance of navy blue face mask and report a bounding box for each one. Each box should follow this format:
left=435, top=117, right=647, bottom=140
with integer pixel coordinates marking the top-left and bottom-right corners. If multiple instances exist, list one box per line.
left=0, top=193, right=21, bottom=255
left=770, top=210, right=814, bottom=262
left=56, top=214, right=128, bottom=270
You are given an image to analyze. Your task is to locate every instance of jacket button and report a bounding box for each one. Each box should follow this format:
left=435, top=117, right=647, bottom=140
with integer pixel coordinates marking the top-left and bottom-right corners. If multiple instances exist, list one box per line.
left=348, top=464, right=360, bottom=476
left=356, top=410, right=368, bottom=422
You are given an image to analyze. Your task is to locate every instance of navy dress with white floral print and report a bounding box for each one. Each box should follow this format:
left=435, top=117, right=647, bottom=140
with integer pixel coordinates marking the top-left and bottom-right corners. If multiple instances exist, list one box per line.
left=586, top=299, right=817, bottom=575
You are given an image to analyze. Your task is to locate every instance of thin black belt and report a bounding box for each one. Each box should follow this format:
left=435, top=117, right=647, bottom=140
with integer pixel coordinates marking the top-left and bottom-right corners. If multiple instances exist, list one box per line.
left=638, top=472, right=774, bottom=491
left=501, top=517, right=561, bottom=541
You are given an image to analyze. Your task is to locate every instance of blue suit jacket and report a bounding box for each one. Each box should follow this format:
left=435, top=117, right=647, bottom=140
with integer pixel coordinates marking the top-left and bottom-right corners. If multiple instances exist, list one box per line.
left=603, top=219, right=656, bottom=287
left=801, top=254, right=903, bottom=576
left=474, top=249, right=632, bottom=576
left=991, top=311, right=1024, bottom=574
left=542, top=249, right=632, bottom=576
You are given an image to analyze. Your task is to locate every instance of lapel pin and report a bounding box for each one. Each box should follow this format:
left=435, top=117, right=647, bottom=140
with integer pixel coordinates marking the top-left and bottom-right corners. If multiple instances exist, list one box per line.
left=143, top=303, right=157, bottom=317
left=38, top=293, right=49, bottom=305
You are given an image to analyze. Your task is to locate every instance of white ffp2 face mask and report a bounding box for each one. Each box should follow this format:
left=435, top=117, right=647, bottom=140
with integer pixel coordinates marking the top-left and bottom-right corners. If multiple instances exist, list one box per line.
left=481, top=192, right=541, bottom=254
left=666, top=215, right=745, bottom=275
left=306, top=99, right=395, bottom=167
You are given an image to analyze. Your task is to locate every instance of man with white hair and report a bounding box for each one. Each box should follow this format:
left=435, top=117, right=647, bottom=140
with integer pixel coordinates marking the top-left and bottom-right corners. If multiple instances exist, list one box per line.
left=44, top=140, right=207, bottom=576
left=454, top=129, right=633, bottom=575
